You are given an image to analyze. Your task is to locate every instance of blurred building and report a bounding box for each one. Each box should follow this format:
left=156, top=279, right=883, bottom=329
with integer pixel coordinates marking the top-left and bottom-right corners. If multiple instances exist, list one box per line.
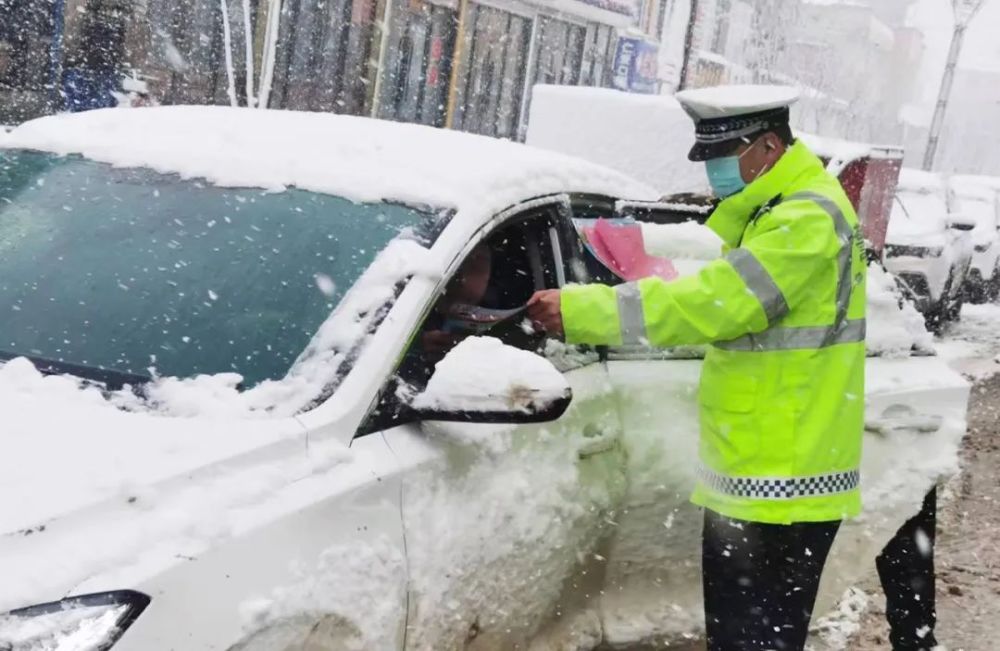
left=903, top=66, right=1000, bottom=176
left=659, top=0, right=924, bottom=147
left=2, top=0, right=669, bottom=140
left=0, top=1, right=64, bottom=124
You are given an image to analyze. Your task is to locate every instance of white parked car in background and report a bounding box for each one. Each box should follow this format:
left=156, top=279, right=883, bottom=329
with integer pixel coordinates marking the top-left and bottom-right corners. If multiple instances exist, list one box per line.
left=0, top=107, right=970, bottom=650
left=949, top=174, right=1000, bottom=302
left=884, top=169, right=975, bottom=331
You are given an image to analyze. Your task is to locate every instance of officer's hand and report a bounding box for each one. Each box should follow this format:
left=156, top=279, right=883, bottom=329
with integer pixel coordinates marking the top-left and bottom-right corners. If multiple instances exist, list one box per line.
left=527, top=289, right=564, bottom=337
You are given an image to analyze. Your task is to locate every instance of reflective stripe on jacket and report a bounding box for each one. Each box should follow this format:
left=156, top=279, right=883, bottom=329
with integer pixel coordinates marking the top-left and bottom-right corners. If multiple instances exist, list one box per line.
left=561, top=140, right=866, bottom=525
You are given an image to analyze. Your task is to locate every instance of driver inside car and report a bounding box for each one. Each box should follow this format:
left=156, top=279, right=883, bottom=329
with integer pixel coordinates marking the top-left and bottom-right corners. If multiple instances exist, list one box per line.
left=419, top=242, right=493, bottom=358
left=394, top=242, right=495, bottom=390
left=396, top=236, right=543, bottom=391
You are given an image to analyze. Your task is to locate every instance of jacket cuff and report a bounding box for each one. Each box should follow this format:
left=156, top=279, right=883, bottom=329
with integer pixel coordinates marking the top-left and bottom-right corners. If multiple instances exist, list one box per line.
left=560, top=284, right=622, bottom=346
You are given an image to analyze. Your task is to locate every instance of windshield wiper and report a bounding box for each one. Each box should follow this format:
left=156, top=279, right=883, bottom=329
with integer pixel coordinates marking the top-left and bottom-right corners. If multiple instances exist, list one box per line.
left=0, top=350, right=153, bottom=391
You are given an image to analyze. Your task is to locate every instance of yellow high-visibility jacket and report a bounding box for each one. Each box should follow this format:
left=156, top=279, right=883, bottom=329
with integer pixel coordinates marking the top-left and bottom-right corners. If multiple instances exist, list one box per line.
left=561, top=140, right=866, bottom=524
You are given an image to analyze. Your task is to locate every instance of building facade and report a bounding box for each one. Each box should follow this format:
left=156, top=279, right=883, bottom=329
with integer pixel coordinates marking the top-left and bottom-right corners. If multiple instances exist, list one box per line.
left=0, top=0, right=648, bottom=139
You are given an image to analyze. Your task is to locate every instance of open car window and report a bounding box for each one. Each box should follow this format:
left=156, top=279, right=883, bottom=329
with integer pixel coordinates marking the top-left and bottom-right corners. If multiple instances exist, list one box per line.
left=358, top=200, right=596, bottom=436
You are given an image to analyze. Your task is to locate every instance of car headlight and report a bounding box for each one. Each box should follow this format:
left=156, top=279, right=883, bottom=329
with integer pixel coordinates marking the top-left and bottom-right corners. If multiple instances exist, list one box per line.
left=884, top=243, right=944, bottom=258
left=0, top=591, right=149, bottom=651
left=974, top=242, right=992, bottom=253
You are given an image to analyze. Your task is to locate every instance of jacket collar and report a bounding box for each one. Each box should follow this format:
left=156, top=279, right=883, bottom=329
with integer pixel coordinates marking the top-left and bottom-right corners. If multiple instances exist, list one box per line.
left=705, top=140, right=824, bottom=248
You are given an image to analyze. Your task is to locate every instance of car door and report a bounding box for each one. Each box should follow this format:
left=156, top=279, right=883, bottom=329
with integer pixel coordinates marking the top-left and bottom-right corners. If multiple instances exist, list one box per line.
left=568, top=195, right=973, bottom=642
left=563, top=195, right=708, bottom=641
left=365, top=198, right=628, bottom=649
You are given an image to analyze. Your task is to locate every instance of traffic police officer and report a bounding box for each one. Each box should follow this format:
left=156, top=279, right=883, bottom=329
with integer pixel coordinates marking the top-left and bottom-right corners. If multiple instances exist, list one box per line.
left=528, top=85, right=867, bottom=651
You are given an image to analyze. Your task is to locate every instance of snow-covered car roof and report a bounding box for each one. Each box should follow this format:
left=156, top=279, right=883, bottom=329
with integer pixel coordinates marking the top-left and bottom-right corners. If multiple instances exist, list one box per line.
left=949, top=175, right=999, bottom=201
left=897, top=168, right=944, bottom=194
left=2, top=106, right=658, bottom=215
left=950, top=173, right=1000, bottom=192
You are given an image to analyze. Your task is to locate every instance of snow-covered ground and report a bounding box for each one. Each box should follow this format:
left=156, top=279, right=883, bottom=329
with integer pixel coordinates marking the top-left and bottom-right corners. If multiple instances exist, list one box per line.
left=807, top=301, right=1000, bottom=651
left=935, top=303, right=1000, bottom=379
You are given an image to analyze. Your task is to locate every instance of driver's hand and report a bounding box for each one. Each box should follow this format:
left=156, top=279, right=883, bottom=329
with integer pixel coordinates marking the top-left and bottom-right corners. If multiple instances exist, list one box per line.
left=527, top=289, right=564, bottom=338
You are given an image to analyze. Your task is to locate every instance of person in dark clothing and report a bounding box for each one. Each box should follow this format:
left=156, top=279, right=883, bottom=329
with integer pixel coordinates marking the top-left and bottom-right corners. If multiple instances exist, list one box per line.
left=877, top=487, right=939, bottom=650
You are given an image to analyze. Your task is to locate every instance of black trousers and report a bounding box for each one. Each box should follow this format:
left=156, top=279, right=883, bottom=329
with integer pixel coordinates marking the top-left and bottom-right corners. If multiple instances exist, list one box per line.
left=877, top=487, right=938, bottom=650
left=702, top=509, right=841, bottom=651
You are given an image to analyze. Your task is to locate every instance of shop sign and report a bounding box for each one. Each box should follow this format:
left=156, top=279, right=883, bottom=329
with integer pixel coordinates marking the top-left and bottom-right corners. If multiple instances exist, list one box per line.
left=612, top=36, right=658, bottom=94
left=571, top=0, right=636, bottom=16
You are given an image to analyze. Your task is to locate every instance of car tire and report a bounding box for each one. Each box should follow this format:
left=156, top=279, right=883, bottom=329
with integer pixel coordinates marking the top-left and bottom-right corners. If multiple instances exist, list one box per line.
left=924, top=272, right=957, bottom=334
left=988, top=271, right=1000, bottom=303
left=945, top=274, right=965, bottom=323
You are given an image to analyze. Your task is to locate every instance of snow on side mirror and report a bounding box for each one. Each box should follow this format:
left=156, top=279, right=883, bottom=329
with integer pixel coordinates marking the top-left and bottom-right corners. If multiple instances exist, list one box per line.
left=406, top=337, right=571, bottom=424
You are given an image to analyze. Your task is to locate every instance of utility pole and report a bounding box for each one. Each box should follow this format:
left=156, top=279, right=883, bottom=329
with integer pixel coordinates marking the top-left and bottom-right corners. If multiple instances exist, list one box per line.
left=678, top=0, right=698, bottom=90
left=923, top=0, right=987, bottom=171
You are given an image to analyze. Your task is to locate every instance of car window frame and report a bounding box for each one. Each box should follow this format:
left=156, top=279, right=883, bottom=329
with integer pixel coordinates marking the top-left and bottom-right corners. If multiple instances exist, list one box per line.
left=354, top=196, right=594, bottom=438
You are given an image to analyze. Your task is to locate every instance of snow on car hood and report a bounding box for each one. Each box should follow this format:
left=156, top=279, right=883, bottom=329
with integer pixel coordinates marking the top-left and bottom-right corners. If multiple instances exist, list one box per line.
left=0, top=358, right=353, bottom=612
left=3, top=106, right=657, bottom=218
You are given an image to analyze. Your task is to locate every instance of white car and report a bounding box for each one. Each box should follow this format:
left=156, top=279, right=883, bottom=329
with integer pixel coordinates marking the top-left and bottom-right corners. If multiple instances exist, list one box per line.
left=949, top=174, right=1000, bottom=302
left=885, top=169, right=975, bottom=331
left=0, top=107, right=970, bottom=650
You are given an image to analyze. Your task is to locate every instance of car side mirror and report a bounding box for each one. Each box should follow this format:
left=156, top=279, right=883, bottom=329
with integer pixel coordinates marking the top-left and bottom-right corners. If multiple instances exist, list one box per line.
left=946, top=213, right=976, bottom=231
left=404, top=337, right=571, bottom=424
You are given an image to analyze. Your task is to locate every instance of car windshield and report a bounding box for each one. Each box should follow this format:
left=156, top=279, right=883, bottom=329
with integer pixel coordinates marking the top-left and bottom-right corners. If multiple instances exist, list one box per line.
left=0, top=150, right=446, bottom=388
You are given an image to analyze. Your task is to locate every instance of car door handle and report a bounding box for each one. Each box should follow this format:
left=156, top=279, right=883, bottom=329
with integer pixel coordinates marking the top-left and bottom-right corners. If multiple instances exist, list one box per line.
left=578, top=424, right=619, bottom=458
left=865, top=413, right=943, bottom=436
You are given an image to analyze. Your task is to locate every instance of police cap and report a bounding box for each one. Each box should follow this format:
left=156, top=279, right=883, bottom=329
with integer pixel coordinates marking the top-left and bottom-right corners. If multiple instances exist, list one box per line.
left=675, top=85, right=800, bottom=162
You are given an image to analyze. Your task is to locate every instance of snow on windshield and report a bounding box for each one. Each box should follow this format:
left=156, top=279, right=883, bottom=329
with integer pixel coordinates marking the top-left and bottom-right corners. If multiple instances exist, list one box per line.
left=0, top=149, right=444, bottom=417
left=887, top=191, right=947, bottom=241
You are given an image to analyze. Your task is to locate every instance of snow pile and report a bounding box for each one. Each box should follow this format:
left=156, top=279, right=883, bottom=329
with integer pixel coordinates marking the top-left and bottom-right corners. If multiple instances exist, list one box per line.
left=797, top=132, right=879, bottom=176
left=412, top=337, right=569, bottom=414
left=809, top=588, right=871, bottom=650
left=4, top=106, right=656, bottom=220
left=526, top=85, right=708, bottom=194
left=865, top=263, right=935, bottom=357
left=798, top=132, right=873, bottom=165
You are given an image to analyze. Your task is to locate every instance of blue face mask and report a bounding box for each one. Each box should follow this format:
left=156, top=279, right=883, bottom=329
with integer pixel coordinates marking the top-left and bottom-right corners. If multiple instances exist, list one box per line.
left=704, top=138, right=766, bottom=198
left=705, top=155, right=746, bottom=198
